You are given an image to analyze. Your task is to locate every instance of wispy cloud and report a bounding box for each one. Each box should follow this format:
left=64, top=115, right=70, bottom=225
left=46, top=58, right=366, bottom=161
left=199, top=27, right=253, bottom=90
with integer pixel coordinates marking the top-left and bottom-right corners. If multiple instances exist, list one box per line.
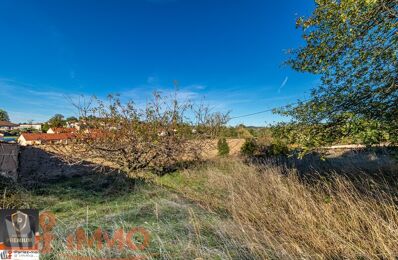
left=0, top=78, right=255, bottom=124
left=147, top=76, right=158, bottom=85
left=120, top=86, right=200, bottom=106
left=278, top=76, right=289, bottom=93
left=0, top=79, right=80, bottom=122
left=119, top=80, right=206, bottom=103
left=8, top=111, right=51, bottom=124
left=188, top=84, right=206, bottom=90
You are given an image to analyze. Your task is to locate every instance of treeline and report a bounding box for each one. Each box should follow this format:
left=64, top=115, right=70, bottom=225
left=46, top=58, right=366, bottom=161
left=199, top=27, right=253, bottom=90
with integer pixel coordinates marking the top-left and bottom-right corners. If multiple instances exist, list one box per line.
left=219, top=124, right=273, bottom=140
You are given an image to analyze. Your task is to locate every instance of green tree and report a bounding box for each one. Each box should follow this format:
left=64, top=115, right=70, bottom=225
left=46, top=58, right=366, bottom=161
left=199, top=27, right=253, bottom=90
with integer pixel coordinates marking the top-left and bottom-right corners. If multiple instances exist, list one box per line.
left=41, top=122, right=50, bottom=133
left=48, top=114, right=66, bottom=127
left=0, top=109, right=10, bottom=122
left=275, top=0, right=397, bottom=150
left=66, top=116, right=78, bottom=122
left=240, top=138, right=258, bottom=157
left=217, top=138, right=230, bottom=156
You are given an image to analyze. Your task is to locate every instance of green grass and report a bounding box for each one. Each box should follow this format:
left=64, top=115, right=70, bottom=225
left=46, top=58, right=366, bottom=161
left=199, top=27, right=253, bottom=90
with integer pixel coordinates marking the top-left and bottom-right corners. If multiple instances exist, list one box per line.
left=22, top=173, right=241, bottom=259
left=155, top=159, right=246, bottom=214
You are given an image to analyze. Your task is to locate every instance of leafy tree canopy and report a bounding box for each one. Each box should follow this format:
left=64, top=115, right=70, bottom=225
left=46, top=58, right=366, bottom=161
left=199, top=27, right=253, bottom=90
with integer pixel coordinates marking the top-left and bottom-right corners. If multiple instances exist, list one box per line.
left=66, top=116, right=78, bottom=122
left=41, top=122, right=50, bottom=133
left=0, top=109, right=10, bottom=122
left=48, top=114, right=66, bottom=127
left=275, top=0, right=397, bottom=149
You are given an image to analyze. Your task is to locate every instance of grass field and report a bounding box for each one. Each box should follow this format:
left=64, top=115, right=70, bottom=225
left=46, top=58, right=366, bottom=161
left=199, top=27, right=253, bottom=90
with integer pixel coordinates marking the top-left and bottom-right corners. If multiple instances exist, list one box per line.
left=3, top=152, right=398, bottom=259
left=5, top=171, right=241, bottom=259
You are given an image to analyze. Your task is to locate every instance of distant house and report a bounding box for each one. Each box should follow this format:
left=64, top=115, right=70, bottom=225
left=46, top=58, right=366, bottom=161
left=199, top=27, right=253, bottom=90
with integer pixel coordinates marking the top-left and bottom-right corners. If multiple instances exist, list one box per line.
left=47, top=127, right=76, bottom=134
left=18, top=133, right=73, bottom=146
left=0, top=121, right=18, bottom=131
left=18, top=123, right=42, bottom=131
left=66, top=121, right=81, bottom=130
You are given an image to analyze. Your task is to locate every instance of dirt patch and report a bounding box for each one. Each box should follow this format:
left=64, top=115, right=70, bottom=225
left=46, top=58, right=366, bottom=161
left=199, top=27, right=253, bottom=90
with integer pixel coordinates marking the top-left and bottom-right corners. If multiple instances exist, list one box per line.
left=202, top=139, right=245, bottom=158
left=18, top=146, right=97, bottom=185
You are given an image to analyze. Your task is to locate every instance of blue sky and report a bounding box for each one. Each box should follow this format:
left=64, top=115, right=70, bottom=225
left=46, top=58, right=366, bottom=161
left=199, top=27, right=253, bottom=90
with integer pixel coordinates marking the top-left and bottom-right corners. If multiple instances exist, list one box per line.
left=0, top=0, right=318, bottom=126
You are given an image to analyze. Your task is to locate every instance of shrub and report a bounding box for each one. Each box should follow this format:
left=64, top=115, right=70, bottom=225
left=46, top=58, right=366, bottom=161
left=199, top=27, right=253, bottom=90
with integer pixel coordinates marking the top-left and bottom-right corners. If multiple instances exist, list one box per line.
left=240, top=138, right=257, bottom=157
left=262, top=142, right=289, bottom=157
left=217, top=138, right=230, bottom=156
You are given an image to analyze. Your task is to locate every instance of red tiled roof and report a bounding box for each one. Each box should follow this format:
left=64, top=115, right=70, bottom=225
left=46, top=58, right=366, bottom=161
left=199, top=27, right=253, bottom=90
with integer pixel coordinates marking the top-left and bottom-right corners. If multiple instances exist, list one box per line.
left=21, top=133, right=73, bottom=141
left=0, top=121, right=18, bottom=127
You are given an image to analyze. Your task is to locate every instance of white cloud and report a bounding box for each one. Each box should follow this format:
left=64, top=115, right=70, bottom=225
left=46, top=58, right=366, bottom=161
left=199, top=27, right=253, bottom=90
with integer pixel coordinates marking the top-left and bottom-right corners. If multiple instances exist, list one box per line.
left=8, top=111, right=50, bottom=124
left=188, top=84, right=206, bottom=90
left=278, top=76, right=289, bottom=93
left=0, top=79, right=79, bottom=122
left=120, top=80, right=205, bottom=103
left=0, top=79, right=222, bottom=123
left=147, top=76, right=159, bottom=85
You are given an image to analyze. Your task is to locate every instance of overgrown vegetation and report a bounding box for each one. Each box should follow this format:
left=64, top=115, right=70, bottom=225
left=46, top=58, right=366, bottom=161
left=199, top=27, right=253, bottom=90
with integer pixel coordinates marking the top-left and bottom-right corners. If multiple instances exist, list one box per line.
left=158, top=156, right=398, bottom=259
left=2, top=150, right=396, bottom=259
left=240, top=138, right=257, bottom=156
left=0, top=176, right=32, bottom=208
left=2, top=1, right=397, bottom=259
left=217, top=138, right=230, bottom=156
left=273, top=0, right=398, bottom=151
left=23, top=173, right=239, bottom=260
left=59, top=91, right=228, bottom=176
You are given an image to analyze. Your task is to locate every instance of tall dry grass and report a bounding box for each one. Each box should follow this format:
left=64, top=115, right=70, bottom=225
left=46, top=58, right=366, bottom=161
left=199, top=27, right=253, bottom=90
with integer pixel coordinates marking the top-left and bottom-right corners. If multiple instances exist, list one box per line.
left=173, top=158, right=398, bottom=259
